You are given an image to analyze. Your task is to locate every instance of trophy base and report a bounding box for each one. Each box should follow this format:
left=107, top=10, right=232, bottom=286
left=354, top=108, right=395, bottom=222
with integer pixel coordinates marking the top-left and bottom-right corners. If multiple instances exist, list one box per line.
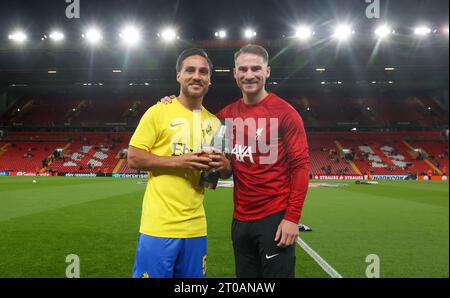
left=202, top=180, right=218, bottom=189
left=200, top=171, right=219, bottom=190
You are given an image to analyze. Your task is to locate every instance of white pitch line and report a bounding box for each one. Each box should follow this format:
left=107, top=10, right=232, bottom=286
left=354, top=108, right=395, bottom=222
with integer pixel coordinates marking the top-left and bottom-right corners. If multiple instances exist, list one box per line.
left=297, top=237, right=343, bottom=278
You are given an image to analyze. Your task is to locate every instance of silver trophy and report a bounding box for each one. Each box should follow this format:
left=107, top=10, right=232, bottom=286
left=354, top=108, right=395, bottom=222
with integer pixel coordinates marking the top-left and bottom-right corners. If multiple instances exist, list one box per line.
left=200, top=123, right=228, bottom=189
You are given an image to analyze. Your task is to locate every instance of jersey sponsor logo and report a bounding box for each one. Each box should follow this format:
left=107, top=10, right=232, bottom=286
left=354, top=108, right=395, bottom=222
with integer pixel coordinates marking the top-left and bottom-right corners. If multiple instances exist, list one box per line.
left=172, top=143, right=193, bottom=156
left=231, top=144, right=255, bottom=164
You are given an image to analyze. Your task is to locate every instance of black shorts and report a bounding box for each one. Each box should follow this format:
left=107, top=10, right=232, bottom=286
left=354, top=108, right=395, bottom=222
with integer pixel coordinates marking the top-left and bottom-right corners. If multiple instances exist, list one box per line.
left=231, top=211, right=296, bottom=278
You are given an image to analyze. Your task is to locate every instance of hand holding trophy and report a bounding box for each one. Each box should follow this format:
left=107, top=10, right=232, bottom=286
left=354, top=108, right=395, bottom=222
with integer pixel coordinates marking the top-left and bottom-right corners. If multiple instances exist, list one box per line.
left=199, top=124, right=229, bottom=189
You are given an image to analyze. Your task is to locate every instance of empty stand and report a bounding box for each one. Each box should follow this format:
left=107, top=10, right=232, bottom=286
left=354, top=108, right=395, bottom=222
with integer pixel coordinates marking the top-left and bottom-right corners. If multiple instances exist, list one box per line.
left=1, top=95, right=447, bottom=130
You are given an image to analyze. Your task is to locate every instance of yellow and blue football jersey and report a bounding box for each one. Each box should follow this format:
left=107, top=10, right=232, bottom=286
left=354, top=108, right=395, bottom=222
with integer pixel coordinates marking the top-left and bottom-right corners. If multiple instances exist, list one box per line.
left=129, top=98, right=220, bottom=238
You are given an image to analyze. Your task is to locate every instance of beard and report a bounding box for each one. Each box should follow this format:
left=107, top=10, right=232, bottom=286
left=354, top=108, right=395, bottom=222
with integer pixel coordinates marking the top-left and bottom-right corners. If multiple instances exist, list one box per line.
left=181, top=83, right=209, bottom=100
left=238, top=81, right=264, bottom=95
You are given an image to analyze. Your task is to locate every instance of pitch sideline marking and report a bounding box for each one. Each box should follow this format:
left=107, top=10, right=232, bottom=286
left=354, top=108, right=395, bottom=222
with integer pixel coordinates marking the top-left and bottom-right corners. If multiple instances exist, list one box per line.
left=297, top=237, right=343, bottom=278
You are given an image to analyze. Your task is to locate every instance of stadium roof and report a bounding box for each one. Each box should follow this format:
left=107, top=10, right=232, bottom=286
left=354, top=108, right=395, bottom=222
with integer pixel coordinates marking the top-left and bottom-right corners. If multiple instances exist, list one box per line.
left=0, top=0, right=448, bottom=91
left=0, top=0, right=448, bottom=41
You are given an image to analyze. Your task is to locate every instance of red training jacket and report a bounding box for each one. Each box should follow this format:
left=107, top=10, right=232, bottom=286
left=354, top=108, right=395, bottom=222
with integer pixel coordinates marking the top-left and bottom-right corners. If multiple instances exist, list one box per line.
left=217, top=93, right=310, bottom=224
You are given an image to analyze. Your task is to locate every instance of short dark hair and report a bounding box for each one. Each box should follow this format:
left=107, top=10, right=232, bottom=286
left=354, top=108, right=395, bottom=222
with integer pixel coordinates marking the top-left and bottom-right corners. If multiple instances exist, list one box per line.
left=234, top=44, right=269, bottom=64
left=176, top=48, right=213, bottom=73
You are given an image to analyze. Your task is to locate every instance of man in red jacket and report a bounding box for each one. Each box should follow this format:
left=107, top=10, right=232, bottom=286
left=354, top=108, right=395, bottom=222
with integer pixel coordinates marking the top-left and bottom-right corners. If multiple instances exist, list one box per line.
left=216, top=44, right=310, bottom=278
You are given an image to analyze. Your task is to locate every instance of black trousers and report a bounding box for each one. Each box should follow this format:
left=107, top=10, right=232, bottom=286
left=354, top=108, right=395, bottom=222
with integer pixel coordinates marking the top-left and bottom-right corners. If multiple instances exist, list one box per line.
left=232, top=211, right=296, bottom=278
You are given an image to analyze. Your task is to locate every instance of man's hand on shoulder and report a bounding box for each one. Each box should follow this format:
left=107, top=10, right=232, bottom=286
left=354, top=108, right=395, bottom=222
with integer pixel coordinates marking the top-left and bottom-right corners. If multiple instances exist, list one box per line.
left=160, top=95, right=176, bottom=104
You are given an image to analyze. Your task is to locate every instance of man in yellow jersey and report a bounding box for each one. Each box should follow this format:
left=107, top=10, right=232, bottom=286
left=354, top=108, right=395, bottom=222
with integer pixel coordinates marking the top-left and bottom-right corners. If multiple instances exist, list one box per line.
left=128, top=48, right=231, bottom=278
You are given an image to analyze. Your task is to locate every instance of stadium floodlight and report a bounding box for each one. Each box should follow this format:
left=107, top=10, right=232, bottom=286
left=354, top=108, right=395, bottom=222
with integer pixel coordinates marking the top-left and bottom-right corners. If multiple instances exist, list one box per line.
left=49, top=31, right=64, bottom=42
left=119, top=25, right=141, bottom=46
left=159, top=28, right=177, bottom=42
left=414, top=26, right=431, bottom=36
left=83, top=28, right=103, bottom=45
left=295, top=26, right=313, bottom=40
left=215, top=68, right=231, bottom=73
left=214, top=30, right=227, bottom=39
left=244, top=28, right=257, bottom=39
left=8, top=31, right=27, bottom=43
left=375, top=25, right=393, bottom=39
left=385, top=67, right=396, bottom=71
left=333, top=25, right=354, bottom=41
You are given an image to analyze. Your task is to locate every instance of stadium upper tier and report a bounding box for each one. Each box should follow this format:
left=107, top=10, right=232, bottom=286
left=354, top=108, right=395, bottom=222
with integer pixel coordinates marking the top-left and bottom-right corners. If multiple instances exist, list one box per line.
left=0, top=131, right=447, bottom=176
left=0, top=95, right=447, bottom=129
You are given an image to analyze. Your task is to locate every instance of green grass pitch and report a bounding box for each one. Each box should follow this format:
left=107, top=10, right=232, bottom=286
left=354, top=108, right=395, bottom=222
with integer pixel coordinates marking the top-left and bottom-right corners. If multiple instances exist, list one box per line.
left=0, top=176, right=448, bottom=278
